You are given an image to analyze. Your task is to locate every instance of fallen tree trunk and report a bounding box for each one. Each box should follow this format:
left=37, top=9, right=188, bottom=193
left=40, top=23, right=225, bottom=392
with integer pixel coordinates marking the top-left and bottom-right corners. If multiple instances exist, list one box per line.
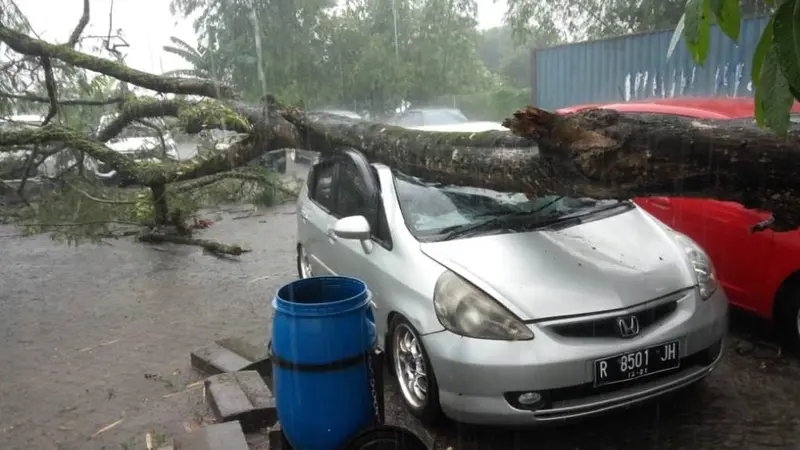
left=2, top=22, right=800, bottom=230
left=282, top=107, right=800, bottom=229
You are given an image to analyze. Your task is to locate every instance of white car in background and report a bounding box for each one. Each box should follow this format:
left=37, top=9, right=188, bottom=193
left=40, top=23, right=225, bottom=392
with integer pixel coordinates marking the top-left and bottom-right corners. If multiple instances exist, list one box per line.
left=407, top=122, right=507, bottom=132
left=94, top=114, right=180, bottom=183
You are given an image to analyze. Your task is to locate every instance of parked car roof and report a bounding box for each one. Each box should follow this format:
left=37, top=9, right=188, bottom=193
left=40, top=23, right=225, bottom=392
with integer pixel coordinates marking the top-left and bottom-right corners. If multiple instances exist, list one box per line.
left=407, top=121, right=507, bottom=132
left=0, top=114, right=45, bottom=126
left=312, top=109, right=362, bottom=119
left=557, top=97, right=800, bottom=119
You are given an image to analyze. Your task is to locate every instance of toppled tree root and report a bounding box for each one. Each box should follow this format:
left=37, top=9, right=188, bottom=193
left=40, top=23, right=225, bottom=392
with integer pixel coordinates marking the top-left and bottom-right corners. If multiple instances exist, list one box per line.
left=137, top=232, right=250, bottom=256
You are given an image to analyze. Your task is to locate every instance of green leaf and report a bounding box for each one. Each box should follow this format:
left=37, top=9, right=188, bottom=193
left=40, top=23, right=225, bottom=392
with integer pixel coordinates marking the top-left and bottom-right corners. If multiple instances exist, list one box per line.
left=710, top=0, right=741, bottom=42
left=683, top=0, right=711, bottom=66
left=754, top=46, right=795, bottom=137
left=667, top=14, right=686, bottom=60
left=772, top=0, right=800, bottom=97
left=752, top=18, right=774, bottom=86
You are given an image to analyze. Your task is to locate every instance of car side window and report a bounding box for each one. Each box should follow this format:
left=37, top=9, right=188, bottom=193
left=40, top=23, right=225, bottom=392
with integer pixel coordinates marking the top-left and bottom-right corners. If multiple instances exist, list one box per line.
left=337, top=160, right=392, bottom=247
left=310, top=162, right=337, bottom=212
left=337, top=159, right=373, bottom=218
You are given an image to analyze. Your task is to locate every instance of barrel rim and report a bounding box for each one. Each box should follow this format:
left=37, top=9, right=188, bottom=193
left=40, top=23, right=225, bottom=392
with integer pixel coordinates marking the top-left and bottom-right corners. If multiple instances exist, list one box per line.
left=274, top=276, right=369, bottom=316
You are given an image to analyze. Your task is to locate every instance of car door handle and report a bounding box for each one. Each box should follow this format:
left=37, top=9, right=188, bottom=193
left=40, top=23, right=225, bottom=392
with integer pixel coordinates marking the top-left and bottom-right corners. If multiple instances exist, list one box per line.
left=299, top=210, right=309, bottom=221
left=325, top=227, right=337, bottom=240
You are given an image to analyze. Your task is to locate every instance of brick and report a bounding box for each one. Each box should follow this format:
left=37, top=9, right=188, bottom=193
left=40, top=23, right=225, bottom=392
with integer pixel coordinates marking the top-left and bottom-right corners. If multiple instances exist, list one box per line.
left=205, top=370, right=277, bottom=433
left=173, top=422, right=249, bottom=450
left=190, top=337, right=273, bottom=378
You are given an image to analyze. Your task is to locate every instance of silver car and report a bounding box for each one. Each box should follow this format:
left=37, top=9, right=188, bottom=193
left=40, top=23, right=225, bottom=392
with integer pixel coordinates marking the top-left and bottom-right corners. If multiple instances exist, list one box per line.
left=295, top=148, right=728, bottom=426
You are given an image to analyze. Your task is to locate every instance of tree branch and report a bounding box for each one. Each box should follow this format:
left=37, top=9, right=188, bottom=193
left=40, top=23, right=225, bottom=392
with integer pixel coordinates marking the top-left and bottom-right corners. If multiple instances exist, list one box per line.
left=0, top=24, right=237, bottom=99
left=65, top=180, right=138, bottom=205
left=0, top=90, right=125, bottom=106
left=173, top=169, right=298, bottom=197
left=40, top=57, right=59, bottom=125
left=136, top=232, right=250, bottom=256
left=67, top=0, right=90, bottom=47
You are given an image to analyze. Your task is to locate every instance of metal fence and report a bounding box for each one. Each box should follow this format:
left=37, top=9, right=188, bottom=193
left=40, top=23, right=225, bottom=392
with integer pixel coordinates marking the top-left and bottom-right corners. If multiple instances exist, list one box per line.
left=531, top=16, right=770, bottom=110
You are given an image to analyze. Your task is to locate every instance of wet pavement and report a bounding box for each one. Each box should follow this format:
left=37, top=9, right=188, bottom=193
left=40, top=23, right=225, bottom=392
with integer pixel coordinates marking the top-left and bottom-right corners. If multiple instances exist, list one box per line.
left=1, top=163, right=799, bottom=449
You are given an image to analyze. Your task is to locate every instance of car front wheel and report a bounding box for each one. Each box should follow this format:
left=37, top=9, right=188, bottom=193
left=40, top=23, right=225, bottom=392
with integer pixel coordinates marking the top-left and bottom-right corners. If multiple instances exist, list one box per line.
left=389, top=316, right=442, bottom=424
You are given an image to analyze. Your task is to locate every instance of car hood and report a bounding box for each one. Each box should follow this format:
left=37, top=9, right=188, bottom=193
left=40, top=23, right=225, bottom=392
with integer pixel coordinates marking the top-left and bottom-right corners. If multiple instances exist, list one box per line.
left=419, top=207, right=694, bottom=320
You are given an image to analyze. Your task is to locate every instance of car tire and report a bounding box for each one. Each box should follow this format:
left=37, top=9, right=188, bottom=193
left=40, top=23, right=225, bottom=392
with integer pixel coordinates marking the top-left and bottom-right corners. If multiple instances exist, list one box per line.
left=774, top=284, right=800, bottom=351
left=388, top=316, right=443, bottom=424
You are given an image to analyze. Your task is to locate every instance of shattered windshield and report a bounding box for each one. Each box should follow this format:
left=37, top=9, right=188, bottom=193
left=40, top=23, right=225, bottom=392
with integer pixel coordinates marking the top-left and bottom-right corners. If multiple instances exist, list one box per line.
left=393, top=171, right=623, bottom=240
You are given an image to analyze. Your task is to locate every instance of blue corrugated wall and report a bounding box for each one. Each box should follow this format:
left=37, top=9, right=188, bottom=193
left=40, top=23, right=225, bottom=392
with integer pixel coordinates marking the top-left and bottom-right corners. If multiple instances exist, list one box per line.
left=532, top=16, right=770, bottom=110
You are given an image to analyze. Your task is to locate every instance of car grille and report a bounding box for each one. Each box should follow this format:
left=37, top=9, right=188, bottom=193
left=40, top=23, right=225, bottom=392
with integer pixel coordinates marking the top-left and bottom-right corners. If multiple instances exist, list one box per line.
left=550, top=300, right=678, bottom=338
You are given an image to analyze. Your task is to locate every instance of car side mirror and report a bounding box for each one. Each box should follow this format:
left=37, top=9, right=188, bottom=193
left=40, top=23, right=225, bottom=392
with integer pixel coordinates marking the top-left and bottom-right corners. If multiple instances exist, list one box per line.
left=749, top=215, right=775, bottom=234
left=333, top=215, right=371, bottom=241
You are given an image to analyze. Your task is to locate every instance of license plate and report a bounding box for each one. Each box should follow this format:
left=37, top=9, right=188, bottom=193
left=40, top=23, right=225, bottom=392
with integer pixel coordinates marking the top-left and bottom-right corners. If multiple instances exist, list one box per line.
left=594, top=341, right=680, bottom=387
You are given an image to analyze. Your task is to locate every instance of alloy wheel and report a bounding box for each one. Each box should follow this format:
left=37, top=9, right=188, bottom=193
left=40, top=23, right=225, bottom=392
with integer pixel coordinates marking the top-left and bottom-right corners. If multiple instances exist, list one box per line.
left=393, top=324, right=428, bottom=408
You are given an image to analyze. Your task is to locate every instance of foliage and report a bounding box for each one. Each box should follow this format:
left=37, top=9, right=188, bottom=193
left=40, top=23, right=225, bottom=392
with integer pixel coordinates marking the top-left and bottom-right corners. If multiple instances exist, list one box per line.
left=505, top=0, right=767, bottom=43
left=669, top=0, right=799, bottom=136
left=477, top=25, right=562, bottom=89
left=162, top=37, right=219, bottom=80
left=168, top=0, right=492, bottom=114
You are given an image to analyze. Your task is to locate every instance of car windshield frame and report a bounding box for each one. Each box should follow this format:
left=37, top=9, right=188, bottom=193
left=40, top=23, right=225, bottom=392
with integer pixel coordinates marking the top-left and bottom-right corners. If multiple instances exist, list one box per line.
left=391, top=171, right=627, bottom=242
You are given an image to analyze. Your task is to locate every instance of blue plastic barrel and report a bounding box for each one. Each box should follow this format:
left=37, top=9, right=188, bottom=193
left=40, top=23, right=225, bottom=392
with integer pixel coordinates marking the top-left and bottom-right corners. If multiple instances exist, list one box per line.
left=271, top=276, right=377, bottom=450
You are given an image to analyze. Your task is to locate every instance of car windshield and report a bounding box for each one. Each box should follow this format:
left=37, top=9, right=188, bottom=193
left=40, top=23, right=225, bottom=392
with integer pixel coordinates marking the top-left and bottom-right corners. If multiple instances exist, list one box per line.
left=393, top=171, right=624, bottom=241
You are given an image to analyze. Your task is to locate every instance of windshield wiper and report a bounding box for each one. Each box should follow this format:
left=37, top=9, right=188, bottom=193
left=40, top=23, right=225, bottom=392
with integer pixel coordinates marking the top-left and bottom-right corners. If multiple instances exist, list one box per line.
left=529, top=201, right=632, bottom=231
left=438, top=196, right=568, bottom=241
left=438, top=212, right=524, bottom=241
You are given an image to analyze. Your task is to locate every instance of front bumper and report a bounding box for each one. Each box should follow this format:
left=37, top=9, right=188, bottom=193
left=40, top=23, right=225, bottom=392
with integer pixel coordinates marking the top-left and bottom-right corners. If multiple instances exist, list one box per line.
left=422, top=287, right=728, bottom=426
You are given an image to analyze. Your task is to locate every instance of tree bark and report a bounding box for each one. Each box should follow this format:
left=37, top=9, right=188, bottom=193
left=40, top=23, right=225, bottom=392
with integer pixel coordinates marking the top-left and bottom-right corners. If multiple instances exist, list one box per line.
left=151, top=183, right=169, bottom=226
left=2, top=23, right=800, bottom=230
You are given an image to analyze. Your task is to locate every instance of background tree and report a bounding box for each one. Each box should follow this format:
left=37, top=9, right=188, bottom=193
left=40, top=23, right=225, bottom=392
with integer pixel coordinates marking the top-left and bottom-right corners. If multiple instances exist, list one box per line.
left=504, top=0, right=769, bottom=42
left=161, top=36, right=218, bottom=80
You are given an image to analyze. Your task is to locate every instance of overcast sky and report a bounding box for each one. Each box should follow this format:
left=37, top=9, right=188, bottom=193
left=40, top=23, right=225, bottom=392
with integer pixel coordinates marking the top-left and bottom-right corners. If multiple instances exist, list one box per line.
left=15, top=0, right=508, bottom=75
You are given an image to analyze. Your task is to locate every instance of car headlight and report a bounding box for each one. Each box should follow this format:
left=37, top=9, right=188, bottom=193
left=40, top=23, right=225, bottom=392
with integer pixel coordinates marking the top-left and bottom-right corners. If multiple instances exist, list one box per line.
left=673, top=232, right=718, bottom=300
left=433, top=270, right=534, bottom=340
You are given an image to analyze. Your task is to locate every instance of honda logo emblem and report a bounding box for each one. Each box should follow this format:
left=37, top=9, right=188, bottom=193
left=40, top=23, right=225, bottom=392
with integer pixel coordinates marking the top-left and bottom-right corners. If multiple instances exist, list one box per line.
left=615, top=315, right=640, bottom=338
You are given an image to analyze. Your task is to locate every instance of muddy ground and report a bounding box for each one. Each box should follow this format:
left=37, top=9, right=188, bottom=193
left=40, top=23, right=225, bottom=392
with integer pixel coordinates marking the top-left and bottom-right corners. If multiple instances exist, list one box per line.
left=1, top=162, right=799, bottom=449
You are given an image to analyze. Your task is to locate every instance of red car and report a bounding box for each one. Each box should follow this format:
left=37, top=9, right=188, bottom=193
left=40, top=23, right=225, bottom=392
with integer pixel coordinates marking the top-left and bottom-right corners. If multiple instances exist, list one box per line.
left=558, top=98, right=800, bottom=348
